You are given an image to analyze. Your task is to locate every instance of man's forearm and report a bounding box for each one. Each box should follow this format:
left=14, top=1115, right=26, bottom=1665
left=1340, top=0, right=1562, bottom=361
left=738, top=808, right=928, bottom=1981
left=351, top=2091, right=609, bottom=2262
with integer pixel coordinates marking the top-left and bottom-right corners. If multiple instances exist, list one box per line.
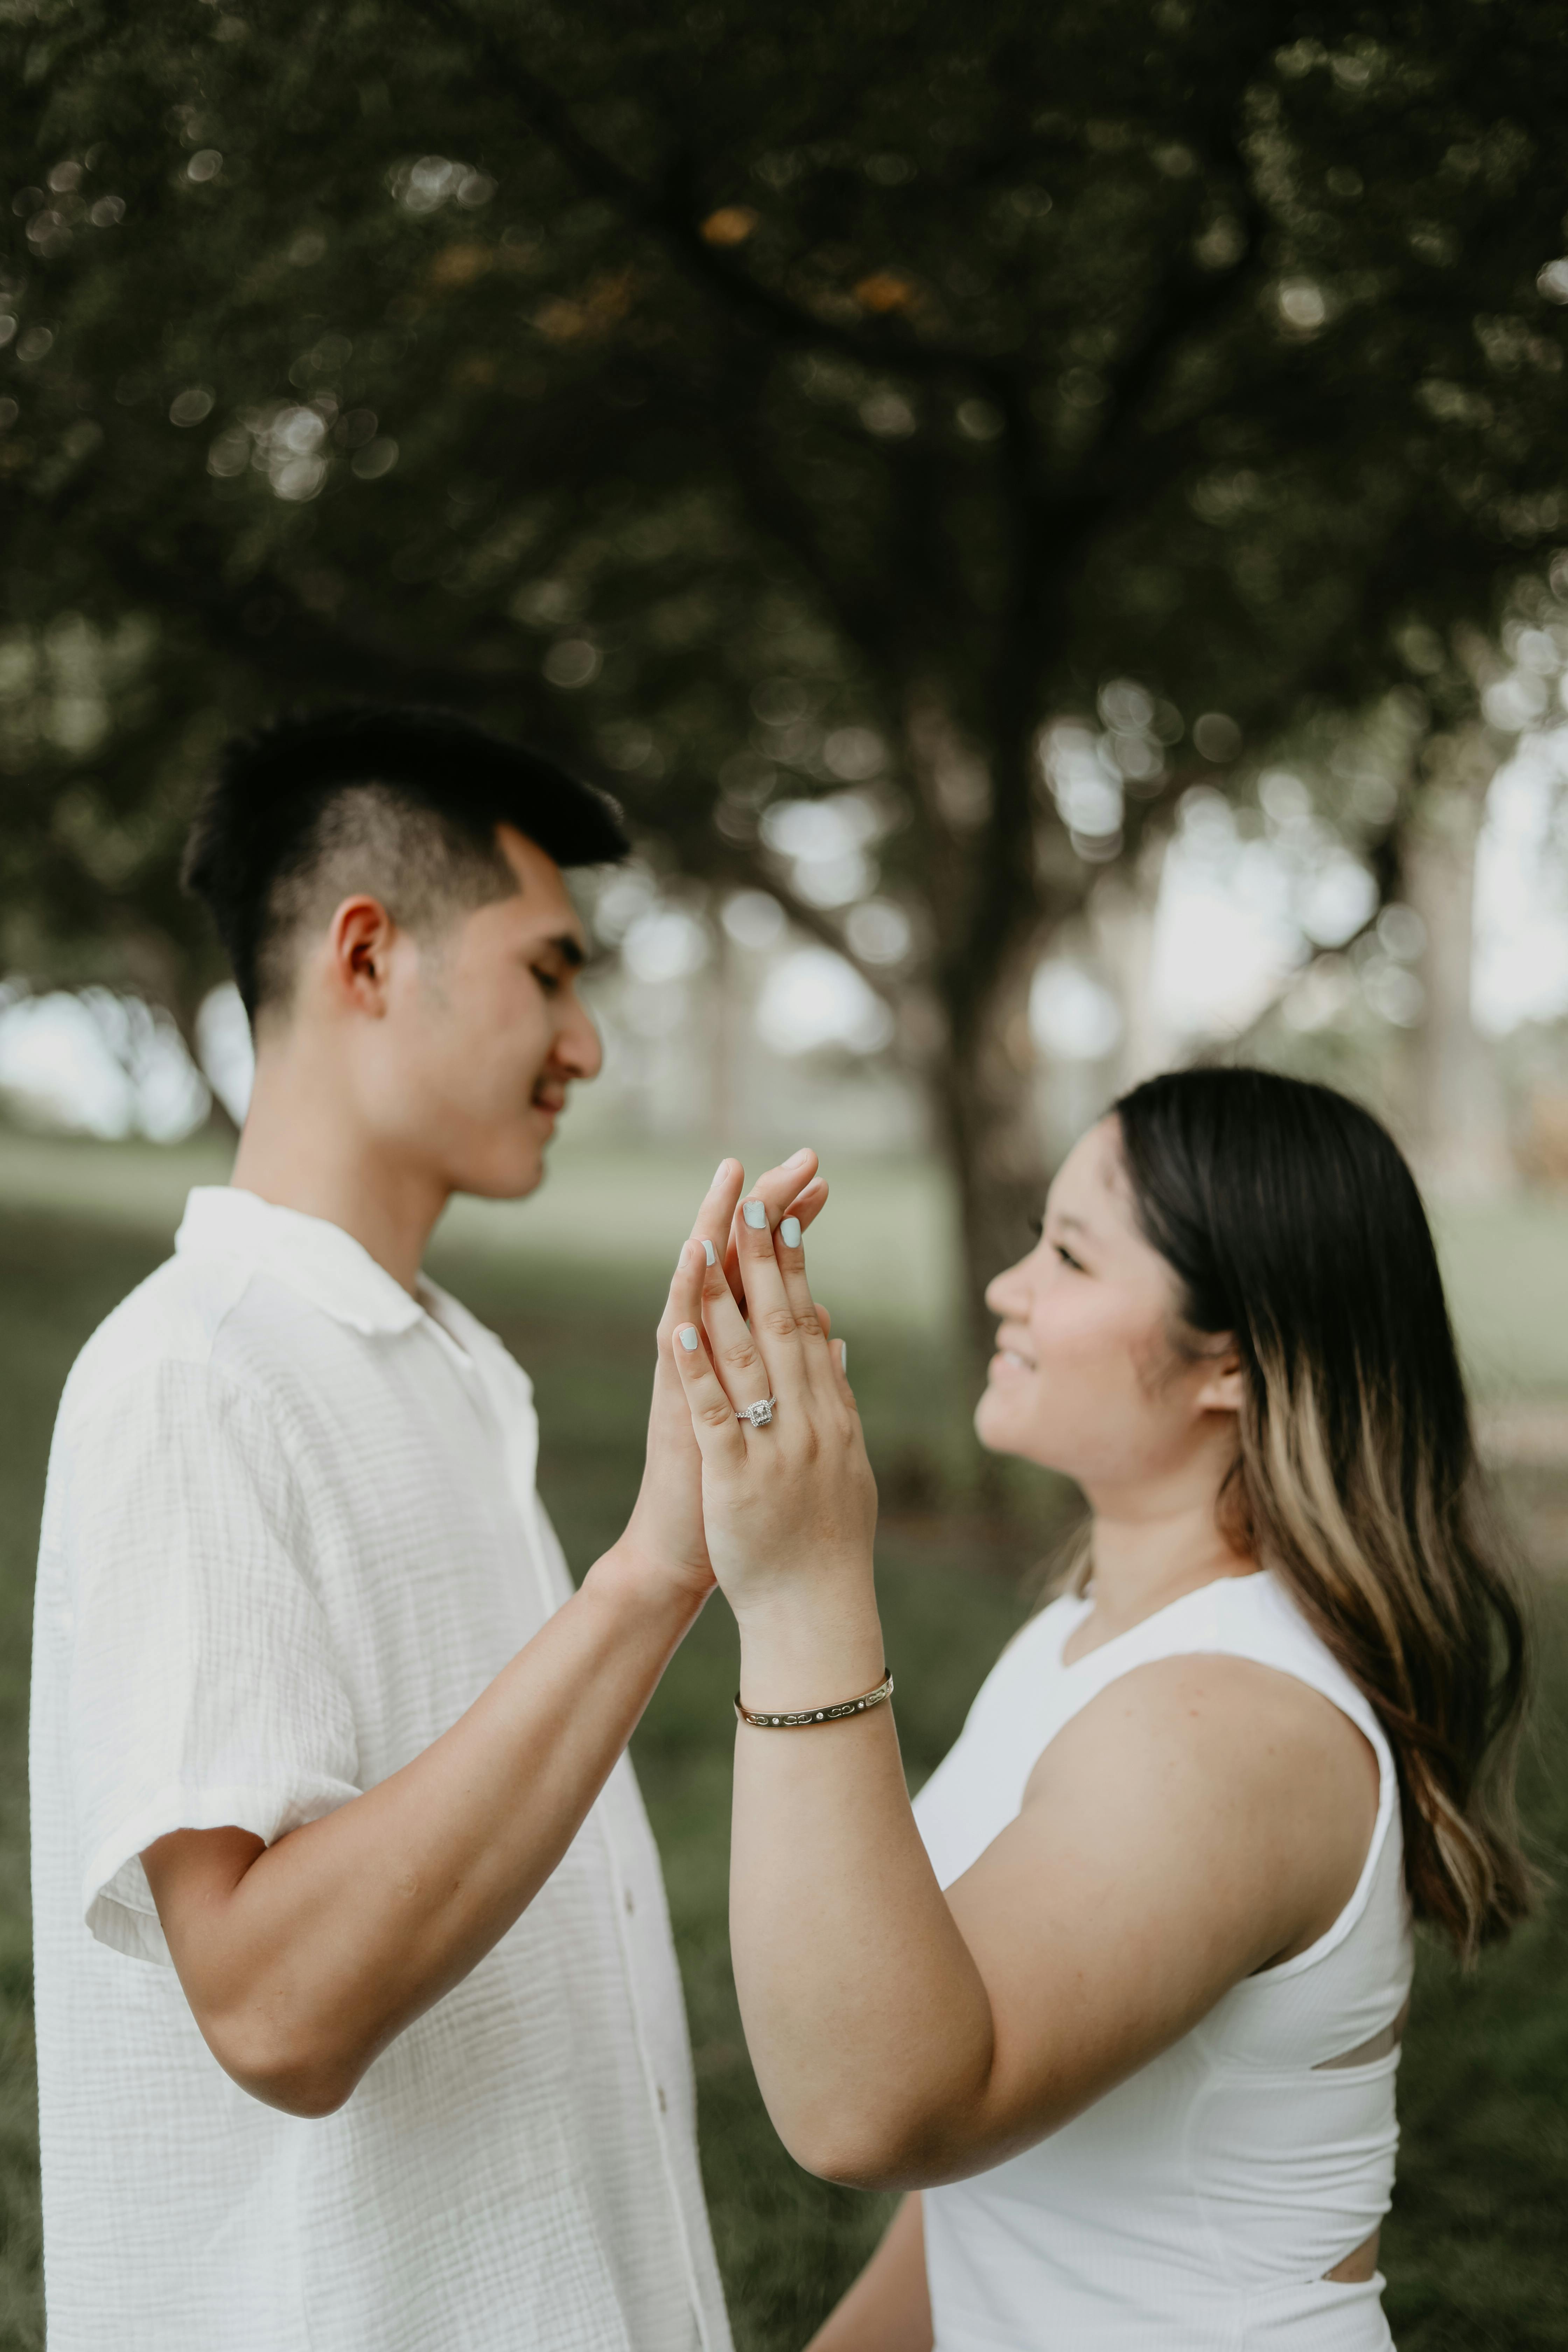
left=146, top=1546, right=704, bottom=2113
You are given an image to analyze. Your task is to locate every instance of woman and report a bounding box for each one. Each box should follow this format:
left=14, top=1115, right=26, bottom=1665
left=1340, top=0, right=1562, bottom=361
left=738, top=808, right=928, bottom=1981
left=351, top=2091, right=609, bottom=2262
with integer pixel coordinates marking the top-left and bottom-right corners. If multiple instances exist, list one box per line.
left=665, top=1067, right=1530, bottom=2350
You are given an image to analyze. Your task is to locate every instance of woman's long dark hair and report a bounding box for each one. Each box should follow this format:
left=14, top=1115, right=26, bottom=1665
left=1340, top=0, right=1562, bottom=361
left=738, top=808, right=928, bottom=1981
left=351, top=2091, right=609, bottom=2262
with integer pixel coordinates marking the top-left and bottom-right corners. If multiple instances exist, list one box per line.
left=1112, top=1066, right=1531, bottom=1960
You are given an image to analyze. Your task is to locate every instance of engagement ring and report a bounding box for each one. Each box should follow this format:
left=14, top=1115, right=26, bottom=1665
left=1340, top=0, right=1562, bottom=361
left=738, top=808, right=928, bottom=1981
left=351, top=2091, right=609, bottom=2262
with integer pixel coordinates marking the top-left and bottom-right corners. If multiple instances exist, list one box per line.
left=736, top=1396, right=778, bottom=1428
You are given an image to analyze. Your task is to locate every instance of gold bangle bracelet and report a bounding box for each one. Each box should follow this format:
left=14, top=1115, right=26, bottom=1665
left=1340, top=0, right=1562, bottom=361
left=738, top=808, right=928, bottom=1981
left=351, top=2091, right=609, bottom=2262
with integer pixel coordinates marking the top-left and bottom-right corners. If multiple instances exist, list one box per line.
left=733, top=1667, right=894, bottom=1730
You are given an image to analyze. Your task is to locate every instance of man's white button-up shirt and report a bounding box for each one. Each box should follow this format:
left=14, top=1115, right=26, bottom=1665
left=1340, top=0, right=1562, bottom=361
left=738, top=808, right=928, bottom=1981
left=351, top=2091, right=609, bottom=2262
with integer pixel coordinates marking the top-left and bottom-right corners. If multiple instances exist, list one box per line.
left=29, top=1186, right=731, bottom=2352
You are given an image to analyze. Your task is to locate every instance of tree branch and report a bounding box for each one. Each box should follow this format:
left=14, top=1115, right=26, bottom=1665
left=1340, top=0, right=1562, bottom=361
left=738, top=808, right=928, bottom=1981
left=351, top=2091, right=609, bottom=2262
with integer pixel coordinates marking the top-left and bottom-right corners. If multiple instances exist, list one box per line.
left=94, top=527, right=528, bottom=715
left=407, top=0, right=1023, bottom=402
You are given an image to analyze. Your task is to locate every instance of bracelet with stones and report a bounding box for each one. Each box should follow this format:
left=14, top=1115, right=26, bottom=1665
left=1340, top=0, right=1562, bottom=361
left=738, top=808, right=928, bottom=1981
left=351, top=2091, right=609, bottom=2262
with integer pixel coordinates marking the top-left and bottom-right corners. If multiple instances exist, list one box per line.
left=733, top=1667, right=894, bottom=1730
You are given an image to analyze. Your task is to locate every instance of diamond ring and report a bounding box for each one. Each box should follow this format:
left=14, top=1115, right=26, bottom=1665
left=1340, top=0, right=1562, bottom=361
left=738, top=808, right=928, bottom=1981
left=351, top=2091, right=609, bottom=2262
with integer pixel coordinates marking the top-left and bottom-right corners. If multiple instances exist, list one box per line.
left=736, top=1395, right=778, bottom=1428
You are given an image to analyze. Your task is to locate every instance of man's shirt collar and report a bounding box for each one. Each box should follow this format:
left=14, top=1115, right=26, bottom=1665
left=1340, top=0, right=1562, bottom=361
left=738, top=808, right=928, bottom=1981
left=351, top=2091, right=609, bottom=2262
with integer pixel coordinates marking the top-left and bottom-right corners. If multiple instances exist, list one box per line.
left=175, top=1186, right=427, bottom=1337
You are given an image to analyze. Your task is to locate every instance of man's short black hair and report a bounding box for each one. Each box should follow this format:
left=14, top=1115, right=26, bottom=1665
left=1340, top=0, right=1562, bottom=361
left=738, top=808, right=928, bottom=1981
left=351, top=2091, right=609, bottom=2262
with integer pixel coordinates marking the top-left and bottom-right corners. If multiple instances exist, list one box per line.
left=183, top=705, right=628, bottom=1018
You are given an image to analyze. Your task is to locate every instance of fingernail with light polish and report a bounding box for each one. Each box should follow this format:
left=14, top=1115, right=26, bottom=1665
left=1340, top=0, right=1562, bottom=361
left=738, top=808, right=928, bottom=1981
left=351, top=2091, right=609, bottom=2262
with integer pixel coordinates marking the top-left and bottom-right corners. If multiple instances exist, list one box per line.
left=677, top=1325, right=700, bottom=1352
left=702, top=1238, right=717, bottom=1266
left=780, top=1216, right=802, bottom=1248
left=840, top=1341, right=849, bottom=1375
left=743, top=1199, right=769, bottom=1230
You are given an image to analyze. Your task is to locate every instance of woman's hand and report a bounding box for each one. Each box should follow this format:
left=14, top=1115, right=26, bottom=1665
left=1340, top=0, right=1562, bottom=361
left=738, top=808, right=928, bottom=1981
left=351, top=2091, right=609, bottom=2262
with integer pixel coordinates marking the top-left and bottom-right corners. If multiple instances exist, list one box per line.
left=664, top=1183, right=880, bottom=1697
left=617, top=1153, right=830, bottom=1608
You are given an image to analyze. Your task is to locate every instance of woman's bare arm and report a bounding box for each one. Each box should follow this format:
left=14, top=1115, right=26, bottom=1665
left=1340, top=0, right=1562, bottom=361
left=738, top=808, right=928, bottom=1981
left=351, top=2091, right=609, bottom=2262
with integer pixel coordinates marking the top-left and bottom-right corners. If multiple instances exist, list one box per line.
left=736, top=1644, right=1373, bottom=2184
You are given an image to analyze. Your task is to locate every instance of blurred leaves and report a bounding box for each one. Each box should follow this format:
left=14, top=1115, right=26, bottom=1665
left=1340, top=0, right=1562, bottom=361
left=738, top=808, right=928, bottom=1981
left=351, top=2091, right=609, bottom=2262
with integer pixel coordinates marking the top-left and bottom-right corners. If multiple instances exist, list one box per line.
left=3, top=0, right=1568, bottom=1144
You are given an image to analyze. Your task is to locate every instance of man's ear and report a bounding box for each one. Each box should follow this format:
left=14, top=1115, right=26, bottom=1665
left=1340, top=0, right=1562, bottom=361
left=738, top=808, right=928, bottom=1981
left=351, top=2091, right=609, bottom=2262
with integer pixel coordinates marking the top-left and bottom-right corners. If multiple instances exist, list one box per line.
left=326, top=894, right=399, bottom=1014
left=1195, top=1342, right=1247, bottom=1416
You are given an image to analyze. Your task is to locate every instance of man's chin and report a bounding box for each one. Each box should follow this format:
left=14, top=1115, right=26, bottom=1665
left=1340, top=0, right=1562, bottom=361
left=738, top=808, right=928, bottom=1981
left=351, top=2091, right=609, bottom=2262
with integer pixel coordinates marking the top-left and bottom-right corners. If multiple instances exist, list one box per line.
left=450, top=1137, right=549, bottom=1204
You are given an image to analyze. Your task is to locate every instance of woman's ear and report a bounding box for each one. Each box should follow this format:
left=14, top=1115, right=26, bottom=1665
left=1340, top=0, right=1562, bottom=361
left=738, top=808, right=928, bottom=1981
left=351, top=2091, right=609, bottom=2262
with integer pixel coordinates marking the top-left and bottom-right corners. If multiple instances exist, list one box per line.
left=1195, top=1342, right=1246, bottom=1416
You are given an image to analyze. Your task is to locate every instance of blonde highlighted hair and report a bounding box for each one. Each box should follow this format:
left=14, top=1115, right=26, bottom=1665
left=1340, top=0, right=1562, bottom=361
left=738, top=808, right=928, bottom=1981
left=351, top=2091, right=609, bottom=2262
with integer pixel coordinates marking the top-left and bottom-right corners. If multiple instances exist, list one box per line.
left=1106, top=1067, right=1531, bottom=1959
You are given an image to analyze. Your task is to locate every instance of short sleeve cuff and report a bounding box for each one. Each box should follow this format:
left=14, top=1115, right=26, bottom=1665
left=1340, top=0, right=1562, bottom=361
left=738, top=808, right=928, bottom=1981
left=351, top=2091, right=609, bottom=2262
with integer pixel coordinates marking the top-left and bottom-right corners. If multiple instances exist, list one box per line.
left=81, top=1774, right=362, bottom=1965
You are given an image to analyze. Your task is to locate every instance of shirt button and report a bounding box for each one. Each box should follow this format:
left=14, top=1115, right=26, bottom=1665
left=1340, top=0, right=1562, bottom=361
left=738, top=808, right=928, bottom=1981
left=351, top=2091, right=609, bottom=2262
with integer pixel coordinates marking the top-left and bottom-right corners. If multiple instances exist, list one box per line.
left=657, top=2085, right=667, bottom=2113
left=624, top=1888, right=635, bottom=1914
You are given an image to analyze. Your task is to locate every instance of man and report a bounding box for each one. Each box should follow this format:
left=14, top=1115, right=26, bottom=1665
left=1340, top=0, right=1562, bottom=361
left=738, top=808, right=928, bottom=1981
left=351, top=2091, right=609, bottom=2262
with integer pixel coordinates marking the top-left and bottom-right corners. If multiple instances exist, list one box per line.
left=29, top=706, right=822, bottom=2350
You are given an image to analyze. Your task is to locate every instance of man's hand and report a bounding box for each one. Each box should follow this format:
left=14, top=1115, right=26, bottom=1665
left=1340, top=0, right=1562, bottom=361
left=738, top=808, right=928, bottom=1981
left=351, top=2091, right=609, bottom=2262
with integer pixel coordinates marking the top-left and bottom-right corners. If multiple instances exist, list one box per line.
left=619, top=1150, right=830, bottom=1604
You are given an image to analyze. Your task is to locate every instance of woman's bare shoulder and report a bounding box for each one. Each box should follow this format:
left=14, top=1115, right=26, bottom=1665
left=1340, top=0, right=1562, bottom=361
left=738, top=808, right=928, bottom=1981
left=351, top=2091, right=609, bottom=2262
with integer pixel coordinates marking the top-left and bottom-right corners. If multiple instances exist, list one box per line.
left=1029, top=1649, right=1378, bottom=1811
left=1017, top=1652, right=1380, bottom=1955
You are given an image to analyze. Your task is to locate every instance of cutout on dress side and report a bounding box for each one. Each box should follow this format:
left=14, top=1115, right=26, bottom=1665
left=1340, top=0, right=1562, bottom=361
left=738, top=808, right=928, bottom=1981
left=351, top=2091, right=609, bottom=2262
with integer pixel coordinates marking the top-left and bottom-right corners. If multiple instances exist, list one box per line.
left=1311, top=1996, right=1409, bottom=2071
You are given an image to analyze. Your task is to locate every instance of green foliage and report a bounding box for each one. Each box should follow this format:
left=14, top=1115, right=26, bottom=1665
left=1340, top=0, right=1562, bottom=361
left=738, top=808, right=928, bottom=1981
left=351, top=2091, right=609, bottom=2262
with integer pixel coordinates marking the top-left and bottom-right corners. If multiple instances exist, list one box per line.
left=4, top=0, right=1568, bottom=1033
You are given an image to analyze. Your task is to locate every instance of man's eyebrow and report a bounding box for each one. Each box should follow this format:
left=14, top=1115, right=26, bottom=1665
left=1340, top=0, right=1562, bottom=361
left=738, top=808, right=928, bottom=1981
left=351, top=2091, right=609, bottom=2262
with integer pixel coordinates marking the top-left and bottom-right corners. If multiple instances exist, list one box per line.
left=540, top=931, right=586, bottom=969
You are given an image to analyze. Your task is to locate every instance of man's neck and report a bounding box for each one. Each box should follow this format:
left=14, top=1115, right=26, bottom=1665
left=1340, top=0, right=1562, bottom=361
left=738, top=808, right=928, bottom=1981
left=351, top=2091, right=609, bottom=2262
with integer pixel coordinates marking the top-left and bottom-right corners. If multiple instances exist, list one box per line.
left=230, top=1051, right=448, bottom=1295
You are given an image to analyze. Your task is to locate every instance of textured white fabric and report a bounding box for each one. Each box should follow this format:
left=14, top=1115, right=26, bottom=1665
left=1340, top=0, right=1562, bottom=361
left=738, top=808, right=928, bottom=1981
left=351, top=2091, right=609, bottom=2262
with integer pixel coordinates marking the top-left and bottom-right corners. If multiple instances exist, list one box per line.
left=913, top=1571, right=1414, bottom=2351
left=30, top=1185, right=731, bottom=2352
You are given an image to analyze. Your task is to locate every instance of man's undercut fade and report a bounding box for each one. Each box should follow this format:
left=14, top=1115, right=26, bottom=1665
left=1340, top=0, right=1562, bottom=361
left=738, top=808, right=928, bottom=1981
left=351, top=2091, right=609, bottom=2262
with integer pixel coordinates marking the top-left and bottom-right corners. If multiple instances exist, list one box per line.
left=183, top=706, right=629, bottom=1019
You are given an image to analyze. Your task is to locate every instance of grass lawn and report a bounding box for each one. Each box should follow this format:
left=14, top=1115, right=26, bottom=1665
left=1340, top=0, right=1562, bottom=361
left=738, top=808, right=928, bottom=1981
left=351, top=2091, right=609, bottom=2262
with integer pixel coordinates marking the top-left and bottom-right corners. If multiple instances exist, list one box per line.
left=1, top=1140, right=1567, bottom=2347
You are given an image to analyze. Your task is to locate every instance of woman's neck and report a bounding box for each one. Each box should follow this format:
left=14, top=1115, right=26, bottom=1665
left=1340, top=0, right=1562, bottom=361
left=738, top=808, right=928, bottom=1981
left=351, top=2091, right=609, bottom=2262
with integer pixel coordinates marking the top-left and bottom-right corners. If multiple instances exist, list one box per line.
left=1075, top=1490, right=1254, bottom=1652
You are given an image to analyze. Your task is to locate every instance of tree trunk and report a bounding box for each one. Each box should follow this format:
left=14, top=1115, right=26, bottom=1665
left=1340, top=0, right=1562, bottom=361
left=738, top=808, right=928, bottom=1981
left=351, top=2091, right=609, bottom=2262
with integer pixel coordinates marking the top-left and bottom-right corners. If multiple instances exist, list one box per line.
left=927, top=954, right=1055, bottom=1444
left=898, top=684, right=1072, bottom=1499
left=1092, top=838, right=1175, bottom=1096
left=709, top=906, right=741, bottom=1147
left=1405, top=730, right=1513, bottom=1202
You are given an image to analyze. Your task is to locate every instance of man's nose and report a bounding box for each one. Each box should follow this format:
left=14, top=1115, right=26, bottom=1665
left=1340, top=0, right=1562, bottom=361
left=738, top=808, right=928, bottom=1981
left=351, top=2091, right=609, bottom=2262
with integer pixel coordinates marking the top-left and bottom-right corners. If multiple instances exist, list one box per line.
left=556, top=996, right=603, bottom=1081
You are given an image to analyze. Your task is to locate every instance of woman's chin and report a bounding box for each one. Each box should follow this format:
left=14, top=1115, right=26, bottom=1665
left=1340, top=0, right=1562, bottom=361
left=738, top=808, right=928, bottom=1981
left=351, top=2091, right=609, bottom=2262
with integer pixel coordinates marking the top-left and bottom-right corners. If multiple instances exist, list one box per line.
left=973, top=1382, right=1071, bottom=1476
left=973, top=1384, right=1023, bottom=1455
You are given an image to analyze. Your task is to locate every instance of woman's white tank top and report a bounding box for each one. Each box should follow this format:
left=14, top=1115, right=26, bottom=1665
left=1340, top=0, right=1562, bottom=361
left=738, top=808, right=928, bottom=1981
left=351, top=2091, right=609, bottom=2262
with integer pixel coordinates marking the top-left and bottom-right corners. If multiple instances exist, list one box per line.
left=911, top=1570, right=1414, bottom=2352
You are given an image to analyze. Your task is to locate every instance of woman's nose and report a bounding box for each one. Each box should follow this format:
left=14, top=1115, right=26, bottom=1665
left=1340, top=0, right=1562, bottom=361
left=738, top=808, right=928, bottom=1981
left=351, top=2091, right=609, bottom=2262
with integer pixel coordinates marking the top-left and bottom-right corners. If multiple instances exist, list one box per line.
left=985, top=1259, right=1031, bottom=1318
